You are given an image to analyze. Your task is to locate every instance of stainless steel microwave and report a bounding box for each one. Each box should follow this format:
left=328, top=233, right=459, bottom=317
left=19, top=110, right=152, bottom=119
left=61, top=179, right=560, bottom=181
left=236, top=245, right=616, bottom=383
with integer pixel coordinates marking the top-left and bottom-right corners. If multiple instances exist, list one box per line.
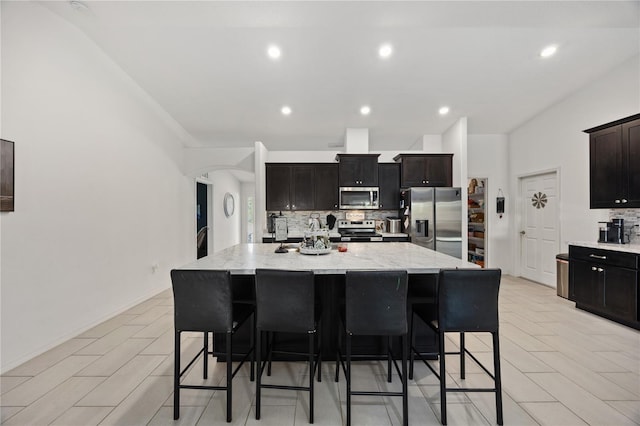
left=339, top=187, right=379, bottom=210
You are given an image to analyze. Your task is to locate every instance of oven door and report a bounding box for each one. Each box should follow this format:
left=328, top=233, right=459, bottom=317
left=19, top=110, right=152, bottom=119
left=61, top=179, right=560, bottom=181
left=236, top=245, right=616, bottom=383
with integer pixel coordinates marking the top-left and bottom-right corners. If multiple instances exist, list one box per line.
left=339, top=187, right=379, bottom=210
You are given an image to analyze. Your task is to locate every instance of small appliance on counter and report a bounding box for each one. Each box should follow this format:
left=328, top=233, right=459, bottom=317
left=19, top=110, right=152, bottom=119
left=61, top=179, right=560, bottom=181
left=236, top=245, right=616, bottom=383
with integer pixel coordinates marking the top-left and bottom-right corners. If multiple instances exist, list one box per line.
left=386, top=217, right=401, bottom=234
left=598, top=219, right=626, bottom=244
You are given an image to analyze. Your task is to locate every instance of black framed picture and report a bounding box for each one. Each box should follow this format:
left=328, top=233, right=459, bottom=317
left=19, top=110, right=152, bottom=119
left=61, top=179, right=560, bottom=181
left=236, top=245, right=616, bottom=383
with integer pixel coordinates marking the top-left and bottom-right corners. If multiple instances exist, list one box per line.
left=1, top=139, right=15, bottom=212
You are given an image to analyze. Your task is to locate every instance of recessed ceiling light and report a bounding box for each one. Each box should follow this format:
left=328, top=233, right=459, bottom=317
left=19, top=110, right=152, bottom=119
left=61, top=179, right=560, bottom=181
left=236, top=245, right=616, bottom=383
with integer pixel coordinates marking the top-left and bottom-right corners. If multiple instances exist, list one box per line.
left=439, top=106, right=450, bottom=115
left=378, top=43, right=393, bottom=59
left=281, top=106, right=292, bottom=116
left=540, top=45, right=558, bottom=58
left=360, top=106, right=371, bottom=115
left=267, top=45, right=281, bottom=60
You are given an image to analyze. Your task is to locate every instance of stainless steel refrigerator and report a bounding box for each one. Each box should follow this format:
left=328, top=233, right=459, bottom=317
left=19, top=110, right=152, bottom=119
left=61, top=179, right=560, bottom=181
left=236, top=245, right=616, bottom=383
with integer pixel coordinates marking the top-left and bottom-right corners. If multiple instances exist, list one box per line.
left=400, top=187, right=463, bottom=258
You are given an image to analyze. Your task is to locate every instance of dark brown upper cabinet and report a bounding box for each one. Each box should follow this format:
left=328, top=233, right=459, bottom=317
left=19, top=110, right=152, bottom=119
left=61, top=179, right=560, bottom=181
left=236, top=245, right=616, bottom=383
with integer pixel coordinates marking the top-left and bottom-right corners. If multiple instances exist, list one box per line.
left=1, top=139, right=15, bottom=212
left=266, top=163, right=315, bottom=211
left=378, top=163, right=400, bottom=210
left=393, top=154, right=453, bottom=187
left=336, top=154, right=379, bottom=187
left=585, top=114, right=640, bottom=208
left=314, top=164, right=339, bottom=210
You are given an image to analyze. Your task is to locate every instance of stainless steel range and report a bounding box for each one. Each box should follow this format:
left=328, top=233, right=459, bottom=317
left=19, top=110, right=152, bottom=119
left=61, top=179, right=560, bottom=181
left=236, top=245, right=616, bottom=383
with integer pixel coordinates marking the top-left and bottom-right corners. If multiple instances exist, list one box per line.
left=337, top=219, right=383, bottom=242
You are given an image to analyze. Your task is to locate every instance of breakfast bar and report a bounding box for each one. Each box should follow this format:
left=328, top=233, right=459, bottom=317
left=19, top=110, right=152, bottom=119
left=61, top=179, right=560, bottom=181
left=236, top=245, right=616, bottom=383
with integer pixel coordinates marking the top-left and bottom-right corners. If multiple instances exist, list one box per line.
left=180, top=242, right=474, bottom=273
left=179, top=242, right=477, bottom=359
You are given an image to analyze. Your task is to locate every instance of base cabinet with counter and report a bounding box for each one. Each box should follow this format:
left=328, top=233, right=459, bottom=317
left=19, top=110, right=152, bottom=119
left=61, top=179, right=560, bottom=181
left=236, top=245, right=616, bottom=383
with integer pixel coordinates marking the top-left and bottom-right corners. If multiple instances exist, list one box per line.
left=569, top=244, right=639, bottom=329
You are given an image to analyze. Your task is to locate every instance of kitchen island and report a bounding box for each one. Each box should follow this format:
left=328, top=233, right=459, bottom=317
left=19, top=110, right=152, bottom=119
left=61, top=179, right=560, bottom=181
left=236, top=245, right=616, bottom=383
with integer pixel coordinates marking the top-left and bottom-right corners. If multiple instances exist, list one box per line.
left=180, top=242, right=473, bottom=273
left=178, top=242, right=477, bottom=359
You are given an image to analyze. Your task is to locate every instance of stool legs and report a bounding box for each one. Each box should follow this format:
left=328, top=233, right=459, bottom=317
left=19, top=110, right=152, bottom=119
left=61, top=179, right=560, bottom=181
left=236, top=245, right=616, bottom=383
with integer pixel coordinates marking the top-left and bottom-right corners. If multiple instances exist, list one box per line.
left=174, top=330, right=180, bottom=420
left=255, top=330, right=262, bottom=420
left=439, top=332, right=447, bottom=425
left=226, top=332, right=232, bottom=422
left=493, top=332, right=504, bottom=425
left=346, top=333, right=352, bottom=426
left=460, top=332, right=465, bottom=380
left=387, top=336, right=393, bottom=383
left=203, top=332, right=209, bottom=379
left=309, top=332, right=315, bottom=424
left=401, top=334, right=408, bottom=426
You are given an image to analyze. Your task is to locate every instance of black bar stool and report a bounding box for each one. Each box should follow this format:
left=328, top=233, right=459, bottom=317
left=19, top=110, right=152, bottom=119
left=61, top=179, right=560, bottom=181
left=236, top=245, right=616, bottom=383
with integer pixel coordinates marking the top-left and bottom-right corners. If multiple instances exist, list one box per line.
left=335, top=270, right=409, bottom=426
left=254, top=268, right=322, bottom=423
left=171, top=269, right=255, bottom=423
left=409, top=268, right=503, bottom=425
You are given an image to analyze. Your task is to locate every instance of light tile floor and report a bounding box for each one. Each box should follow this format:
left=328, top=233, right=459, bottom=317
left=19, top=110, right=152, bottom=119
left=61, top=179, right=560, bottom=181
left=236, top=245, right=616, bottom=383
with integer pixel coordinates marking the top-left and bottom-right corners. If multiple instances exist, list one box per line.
left=1, top=275, right=639, bottom=425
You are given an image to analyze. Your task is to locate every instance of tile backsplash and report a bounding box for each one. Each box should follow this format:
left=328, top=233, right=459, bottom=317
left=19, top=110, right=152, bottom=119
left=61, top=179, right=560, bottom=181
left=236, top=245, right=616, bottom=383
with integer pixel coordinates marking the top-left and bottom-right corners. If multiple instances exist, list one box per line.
left=267, top=209, right=401, bottom=234
left=609, top=209, right=640, bottom=244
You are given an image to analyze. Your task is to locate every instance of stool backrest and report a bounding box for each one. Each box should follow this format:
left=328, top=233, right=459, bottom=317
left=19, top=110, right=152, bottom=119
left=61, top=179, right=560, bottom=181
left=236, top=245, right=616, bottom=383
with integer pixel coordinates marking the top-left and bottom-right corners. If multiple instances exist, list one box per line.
left=255, top=269, right=315, bottom=333
left=437, top=268, right=501, bottom=332
left=171, top=269, right=233, bottom=333
left=345, top=270, right=408, bottom=336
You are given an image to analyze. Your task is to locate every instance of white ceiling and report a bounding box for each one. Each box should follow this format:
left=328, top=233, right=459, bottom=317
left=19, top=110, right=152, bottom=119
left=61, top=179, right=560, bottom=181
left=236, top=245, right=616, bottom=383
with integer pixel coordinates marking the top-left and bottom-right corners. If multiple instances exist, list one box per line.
left=41, top=1, right=640, bottom=151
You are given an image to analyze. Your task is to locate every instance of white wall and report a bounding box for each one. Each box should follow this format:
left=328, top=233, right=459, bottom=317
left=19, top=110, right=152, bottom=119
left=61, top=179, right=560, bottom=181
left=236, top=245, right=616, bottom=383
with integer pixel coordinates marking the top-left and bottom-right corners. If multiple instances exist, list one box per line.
left=0, top=2, right=193, bottom=372
left=208, top=171, right=242, bottom=252
left=241, top=182, right=256, bottom=243
left=254, top=142, right=268, bottom=240
left=467, top=134, right=511, bottom=273
left=442, top=118, right=469, bottom=259
left=508, top=55, right=640, bottom=273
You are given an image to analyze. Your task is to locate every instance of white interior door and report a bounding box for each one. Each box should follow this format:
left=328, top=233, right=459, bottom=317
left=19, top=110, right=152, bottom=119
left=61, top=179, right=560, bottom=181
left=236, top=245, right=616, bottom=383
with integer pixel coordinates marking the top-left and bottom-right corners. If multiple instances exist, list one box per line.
left=520, top=172, right=559, bottom=286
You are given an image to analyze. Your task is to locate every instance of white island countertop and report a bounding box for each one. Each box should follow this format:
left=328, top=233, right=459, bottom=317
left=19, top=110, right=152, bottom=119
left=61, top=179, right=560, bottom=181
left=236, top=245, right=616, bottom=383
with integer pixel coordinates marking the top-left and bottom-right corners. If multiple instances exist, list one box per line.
left=569, top=241, right=640, bottom=255
left=180, top=242, right=476, bottom=274
left=261, top=232, right=409, bottom=239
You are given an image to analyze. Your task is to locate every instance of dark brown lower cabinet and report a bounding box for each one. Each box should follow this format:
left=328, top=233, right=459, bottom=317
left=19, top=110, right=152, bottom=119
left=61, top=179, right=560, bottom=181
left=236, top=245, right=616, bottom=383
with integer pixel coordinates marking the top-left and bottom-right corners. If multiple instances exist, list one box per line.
left=569, top=245, right=639, bottom=329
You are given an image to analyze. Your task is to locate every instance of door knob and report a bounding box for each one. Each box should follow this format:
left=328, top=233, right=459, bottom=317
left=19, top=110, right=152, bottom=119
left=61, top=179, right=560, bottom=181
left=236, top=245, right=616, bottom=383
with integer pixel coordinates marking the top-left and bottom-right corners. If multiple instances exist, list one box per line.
left=520, top=230, right=526, bottom=235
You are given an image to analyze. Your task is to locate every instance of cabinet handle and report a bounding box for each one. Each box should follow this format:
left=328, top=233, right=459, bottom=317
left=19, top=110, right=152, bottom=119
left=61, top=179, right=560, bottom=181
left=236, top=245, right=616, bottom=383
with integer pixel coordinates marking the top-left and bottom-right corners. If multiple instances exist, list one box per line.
left=286, top=204, right=289, bottom=209
left=292, top=204, right=296, bottom=209
left=622, top=199, right=628, bottom=203
left=591, top=266, right=597, bottom=271
left=589, top=254, right=607, bottom=260
left=598, top=267, right=604, bottom=272
left=334, top=204, right=338, bottom=208
left=615, top=199, right=621, bottom=203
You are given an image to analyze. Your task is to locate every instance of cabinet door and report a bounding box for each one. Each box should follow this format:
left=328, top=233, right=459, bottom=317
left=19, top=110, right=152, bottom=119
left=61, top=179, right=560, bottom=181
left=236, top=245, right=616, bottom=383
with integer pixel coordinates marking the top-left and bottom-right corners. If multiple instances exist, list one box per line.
left=338, top=156, right=379, bottom=186
left=378, top=163, right=400, bottom=210
left=314, top=164, right=338, bottom=210
left=266, top=164, right=291, bottom=211
left=570, top=259, right=603, bottom=308
left=358, top=156, right=379, bottom=186
left=424, top=155, right=453, bottom=186
left=400, top=157, right=427, bottom=187
left=603, top=266, right=637, bottom=321
left=290, top=166, right=315, bottom=211
left=622, top=118, right=640, bottom=207
left=590, top=125, right=623, bottom=208
left=338, top=157, right=361, bottom=186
